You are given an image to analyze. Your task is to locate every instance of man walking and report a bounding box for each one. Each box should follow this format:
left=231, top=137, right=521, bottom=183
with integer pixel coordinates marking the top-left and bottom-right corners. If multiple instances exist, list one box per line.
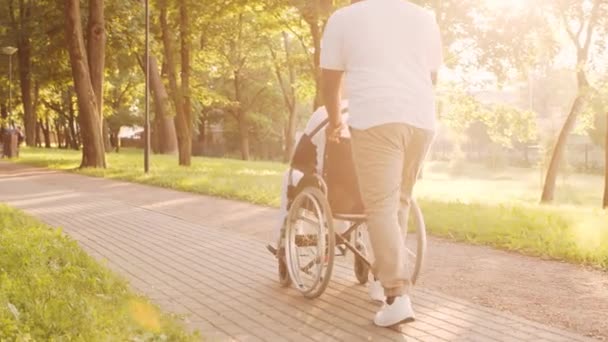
left=320, top=0, right=442, bottom=327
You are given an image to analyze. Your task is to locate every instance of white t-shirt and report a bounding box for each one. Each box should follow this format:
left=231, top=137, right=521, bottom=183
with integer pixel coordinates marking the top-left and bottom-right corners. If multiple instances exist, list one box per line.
left=320, top=0, right=443, bottom=132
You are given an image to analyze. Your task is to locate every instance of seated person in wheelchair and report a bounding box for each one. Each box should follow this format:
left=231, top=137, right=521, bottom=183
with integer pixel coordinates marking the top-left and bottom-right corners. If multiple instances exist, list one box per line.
left=267, top=99, right=352, bottom=254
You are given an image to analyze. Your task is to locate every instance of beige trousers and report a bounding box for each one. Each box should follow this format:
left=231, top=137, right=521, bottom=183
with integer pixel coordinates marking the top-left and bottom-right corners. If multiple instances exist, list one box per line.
left=351, top=123, right=434, bottom=297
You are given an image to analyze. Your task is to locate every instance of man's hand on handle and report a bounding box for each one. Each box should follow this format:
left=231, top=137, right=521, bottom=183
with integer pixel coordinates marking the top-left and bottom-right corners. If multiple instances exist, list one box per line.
left=326, top=121, right=345, bottom=143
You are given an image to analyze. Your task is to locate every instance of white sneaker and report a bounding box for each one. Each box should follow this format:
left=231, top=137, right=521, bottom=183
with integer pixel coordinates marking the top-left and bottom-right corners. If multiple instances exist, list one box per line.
left=368, top=280, right=385, bottom=302
left=374, top=295, right=415, bottom=327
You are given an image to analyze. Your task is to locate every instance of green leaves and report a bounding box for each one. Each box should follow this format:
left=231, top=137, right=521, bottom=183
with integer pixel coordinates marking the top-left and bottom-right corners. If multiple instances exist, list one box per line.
left=439, top=84, right=538, bottom=148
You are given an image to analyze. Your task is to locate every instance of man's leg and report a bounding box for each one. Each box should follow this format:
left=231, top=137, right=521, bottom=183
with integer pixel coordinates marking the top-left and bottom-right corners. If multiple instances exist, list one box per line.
left=398, top=126, right=434, bottom=275
left=351, top=124, right=408, bottom=298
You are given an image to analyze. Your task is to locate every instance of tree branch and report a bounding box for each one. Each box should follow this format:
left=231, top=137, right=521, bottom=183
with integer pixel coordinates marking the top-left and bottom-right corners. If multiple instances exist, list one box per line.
left=271, top=12, right=314, bottom=72
left=8, top=0, right=16, bottom=27
left=582, top=0, right=603, bottom=58
left=40, top=98, right=63, bottom=115
left=575, top=3, right=585, bottom=41
left=266, top=40, right=293, bottom=109
left=562, top=12, right=582, bottom=49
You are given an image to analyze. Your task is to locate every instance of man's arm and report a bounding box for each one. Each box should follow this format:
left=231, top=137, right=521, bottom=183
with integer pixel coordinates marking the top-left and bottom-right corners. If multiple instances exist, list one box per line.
left=319, top=10, right=345, bottom=140
left=322, top=69, right=344, bottom=131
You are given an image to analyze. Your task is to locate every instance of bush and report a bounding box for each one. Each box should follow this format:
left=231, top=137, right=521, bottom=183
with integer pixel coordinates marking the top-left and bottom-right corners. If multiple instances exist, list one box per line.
left=0, top=205, right=198, bottom=341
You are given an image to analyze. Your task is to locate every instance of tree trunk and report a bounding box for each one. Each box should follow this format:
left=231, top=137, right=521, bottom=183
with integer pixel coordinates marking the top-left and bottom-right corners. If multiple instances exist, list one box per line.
left=310, top=18, right=323, bottom=110
left=33, top=83, right=41, bottom=147
left=35, top=120, right=42, bottom=147
left=543, top=2, right=602, bottom=203
left=55, top=123, right=63, bottom=149
left=233, top=71, right=249, bottom=161
left=42, top=118, right=51, bottom=148
left=17, top=37, right=36, bottom=146
left=541, top=65, right=592, bottom=203
left=268, top=32, right=299, bottom=163
left=64, top=0, right=105, bottom=168
left=179, top=0, right=193, bottom=165
left=102, top=119, right=111, bottom=152
left=0, top=104, right=7, bottom=130
left=148, top=55, right=177, bottom=154
left=54, top=119, right=63, bottom=148
left=109, top=129, right=120, bottom=153
left=283, top=32, right=298, bottom=162
left=603, top=111, right=608, bottom=209
left=66, top=94, right=79, bottom=150
left=238, top=112, right=250, bottom=161
left=68, top=117, right=78, bottom=149
left=160, top=0, right=191, bottom=166
left=199, top=115, right=206, bottom=143
left=284, top=104, right=297, bottom=163
left=541, top=94, right=585, bottom=202
left=151, top=118, right=160, bottom=153
left=87, top=0, right=106, bottom=155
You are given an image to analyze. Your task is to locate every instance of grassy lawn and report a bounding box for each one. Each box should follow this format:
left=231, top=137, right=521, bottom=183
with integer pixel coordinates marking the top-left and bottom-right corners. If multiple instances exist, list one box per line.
left=0, top=205, right=198, bottom=341
left=12, top=147, right=608, bottom=270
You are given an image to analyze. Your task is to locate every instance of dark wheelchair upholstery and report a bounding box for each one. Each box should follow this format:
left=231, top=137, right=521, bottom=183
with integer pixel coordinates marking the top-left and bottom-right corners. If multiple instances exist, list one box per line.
left=288, top=131, right=364, bottom=217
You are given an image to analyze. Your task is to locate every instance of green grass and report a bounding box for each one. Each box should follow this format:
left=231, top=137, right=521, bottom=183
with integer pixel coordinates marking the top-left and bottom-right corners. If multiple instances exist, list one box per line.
left=0, top=205, right=198, bottom=341
left=12, top=147, right=608, bottom=270
left=16, top=147, right=284, bottom=207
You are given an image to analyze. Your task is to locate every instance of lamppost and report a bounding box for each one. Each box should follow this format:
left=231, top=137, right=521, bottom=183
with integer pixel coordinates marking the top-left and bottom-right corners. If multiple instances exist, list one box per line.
left=1, top=46, right=18, bottom=127
left=144, top=0, right=150, bottom=173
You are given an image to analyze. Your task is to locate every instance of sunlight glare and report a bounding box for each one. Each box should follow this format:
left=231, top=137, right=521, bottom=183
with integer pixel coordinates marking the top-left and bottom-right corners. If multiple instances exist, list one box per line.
left=484, top=0, right=527, bottom=12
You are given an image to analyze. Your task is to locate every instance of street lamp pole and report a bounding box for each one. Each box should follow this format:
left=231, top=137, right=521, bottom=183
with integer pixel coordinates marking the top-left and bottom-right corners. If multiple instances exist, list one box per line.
left=144, top=0, right=150, bottom=173
left=1, top=47, right=18, bottom=127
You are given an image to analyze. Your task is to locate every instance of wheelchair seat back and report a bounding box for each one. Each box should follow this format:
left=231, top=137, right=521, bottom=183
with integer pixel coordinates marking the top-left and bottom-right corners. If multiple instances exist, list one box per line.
left=323, top=138, right=365, bottom=216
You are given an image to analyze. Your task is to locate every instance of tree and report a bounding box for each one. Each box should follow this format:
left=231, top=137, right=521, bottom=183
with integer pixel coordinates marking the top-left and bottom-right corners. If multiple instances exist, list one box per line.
left=268, top=32, right=299, bottom=162
left=267, top=0, right=347, bottom=110
left=179, top=0, right=193, bottom=164
left=584, top=81, right=608, bottom=208
left=5, top=0, right=37, bottom=146
left=541, top=0, right=607, bottom=203
left=439, top=85, right=538, bottom=157
left=63, top=0, right=105, bottom=168
left=104, top=59, right=141, bottom=152
left=148, top=55, right=178, bottom=154
left=104, top=0, right=178, bottom=155
left=159, top=0, right=192, bottom=165
left=204, top=2, right=273, bottom=161
left=586, top=81, right=608, bottom=150
left=87, top=0, right=107, bottom=153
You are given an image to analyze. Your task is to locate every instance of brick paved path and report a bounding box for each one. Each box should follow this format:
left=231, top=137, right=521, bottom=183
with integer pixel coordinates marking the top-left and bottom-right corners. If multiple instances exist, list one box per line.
left=0, top=162, right=595, bottom=342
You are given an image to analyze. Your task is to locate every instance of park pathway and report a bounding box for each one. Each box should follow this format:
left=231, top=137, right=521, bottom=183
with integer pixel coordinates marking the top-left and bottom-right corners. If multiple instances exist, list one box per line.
left=0, top=162, right=599, bottom=341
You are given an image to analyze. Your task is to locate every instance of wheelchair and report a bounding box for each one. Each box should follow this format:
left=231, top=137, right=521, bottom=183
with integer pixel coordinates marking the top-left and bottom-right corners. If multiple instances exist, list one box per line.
left=275, top=120, right=427, bottom=299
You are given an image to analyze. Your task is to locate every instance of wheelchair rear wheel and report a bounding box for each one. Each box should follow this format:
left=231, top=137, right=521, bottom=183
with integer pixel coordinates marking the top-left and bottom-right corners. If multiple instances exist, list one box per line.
left=284, top=187, right=335, bottom=299
left=408, top=200, right=427, bottom=285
